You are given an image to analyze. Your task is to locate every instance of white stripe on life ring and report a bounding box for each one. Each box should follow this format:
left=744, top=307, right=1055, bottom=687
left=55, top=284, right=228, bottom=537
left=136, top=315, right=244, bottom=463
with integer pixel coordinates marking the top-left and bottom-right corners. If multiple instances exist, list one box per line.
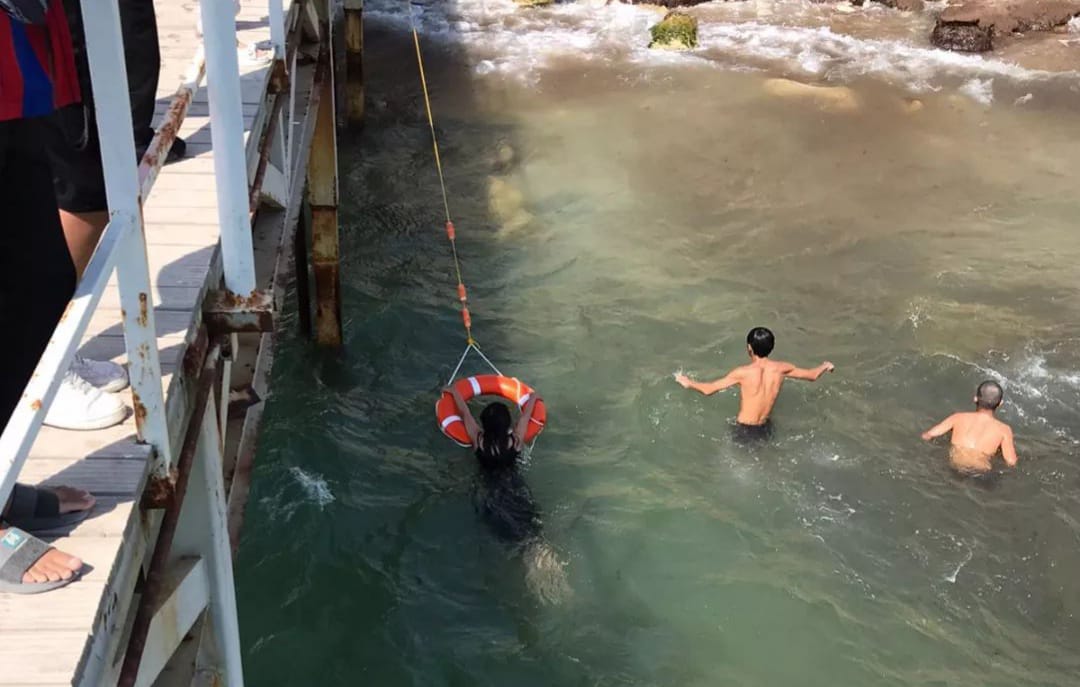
left=517, top=392, right=531, bottom=408
left=468, top=376, right=482, bottom=397
left=441, top=414, right=462, bottom=430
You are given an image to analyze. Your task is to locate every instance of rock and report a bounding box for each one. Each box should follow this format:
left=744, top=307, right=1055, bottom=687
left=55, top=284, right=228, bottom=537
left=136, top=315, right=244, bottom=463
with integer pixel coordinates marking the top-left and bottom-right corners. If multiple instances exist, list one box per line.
left=514, top=0, right=553, bottom=7
left=873, top=0, right=924, bottom=11
left=762, top=78, right=860, bottom=113
left=487, top=176, right=533, bottom=234
left=649, top=11, right=698, bottom=50
left=931, top=20, right=994, bottom=51
left=931, top=0, right=1080, bottom=52
left=902, top=97, right=924, bottom=113
left=643, top=0, right=718, bottom=6
left=490, top=142, right=516, bottom=172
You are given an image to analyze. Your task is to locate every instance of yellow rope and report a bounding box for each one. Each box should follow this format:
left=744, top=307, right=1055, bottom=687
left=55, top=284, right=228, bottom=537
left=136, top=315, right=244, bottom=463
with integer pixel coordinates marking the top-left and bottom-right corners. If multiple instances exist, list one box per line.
left=407, top=3, right=474, bottom=346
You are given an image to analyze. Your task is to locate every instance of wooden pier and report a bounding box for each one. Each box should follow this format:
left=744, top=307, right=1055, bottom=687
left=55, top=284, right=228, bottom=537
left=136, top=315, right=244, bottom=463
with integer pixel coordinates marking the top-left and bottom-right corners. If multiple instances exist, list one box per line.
left=0, top=0, right=346, bottom=684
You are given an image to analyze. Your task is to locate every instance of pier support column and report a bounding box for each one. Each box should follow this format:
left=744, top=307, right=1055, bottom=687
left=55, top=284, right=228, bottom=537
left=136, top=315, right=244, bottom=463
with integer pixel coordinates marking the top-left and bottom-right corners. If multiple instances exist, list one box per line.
left=306, top=47, right=343, bottom=346
left=343, top=0, right=364, bottom=126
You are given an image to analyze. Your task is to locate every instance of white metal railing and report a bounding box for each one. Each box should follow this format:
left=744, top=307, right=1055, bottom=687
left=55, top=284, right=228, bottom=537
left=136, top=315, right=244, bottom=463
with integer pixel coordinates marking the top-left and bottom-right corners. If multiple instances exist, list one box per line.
left=0, top=0, right=295, bottom=683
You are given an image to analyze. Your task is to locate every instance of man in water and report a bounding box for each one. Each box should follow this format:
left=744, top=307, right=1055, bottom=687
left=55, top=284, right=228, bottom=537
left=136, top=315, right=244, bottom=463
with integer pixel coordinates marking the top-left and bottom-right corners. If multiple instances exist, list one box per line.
left=921, top=380, right=1018, bottom=475
left=674, top=327, right=835, bottom=441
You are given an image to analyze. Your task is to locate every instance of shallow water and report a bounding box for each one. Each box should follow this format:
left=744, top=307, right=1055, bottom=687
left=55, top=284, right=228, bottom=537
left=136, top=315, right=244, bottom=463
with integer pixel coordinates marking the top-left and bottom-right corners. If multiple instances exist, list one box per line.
left=236, top=2, right=1080, bottom=685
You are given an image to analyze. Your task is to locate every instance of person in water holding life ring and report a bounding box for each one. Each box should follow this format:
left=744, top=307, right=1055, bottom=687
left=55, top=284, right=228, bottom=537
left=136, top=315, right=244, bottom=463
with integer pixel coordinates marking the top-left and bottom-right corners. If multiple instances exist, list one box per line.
left=675, top=326, right=835, bottom=443
left=443, top=386, right=571, bottom=604
left=443, top=386, right=541, bottom=469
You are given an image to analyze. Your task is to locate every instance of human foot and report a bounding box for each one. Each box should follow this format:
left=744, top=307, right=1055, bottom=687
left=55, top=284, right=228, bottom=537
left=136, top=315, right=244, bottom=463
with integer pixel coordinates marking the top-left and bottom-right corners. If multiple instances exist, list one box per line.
left=2, top=483, right=96, bottom=534
left=0, top=528, right=83, bottom=593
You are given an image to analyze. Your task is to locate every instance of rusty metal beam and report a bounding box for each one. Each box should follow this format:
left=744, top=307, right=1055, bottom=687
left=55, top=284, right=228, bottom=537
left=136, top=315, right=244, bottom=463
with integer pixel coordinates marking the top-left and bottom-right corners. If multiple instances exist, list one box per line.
left=203, top=289, right=276, bottom=334
left=139, top=47, right=204, bottom=198
left=119, top=342, right=222, bottom=687
left=306, top=48, right=343, bottom=347
left=344, top=3, right=364, bottom=125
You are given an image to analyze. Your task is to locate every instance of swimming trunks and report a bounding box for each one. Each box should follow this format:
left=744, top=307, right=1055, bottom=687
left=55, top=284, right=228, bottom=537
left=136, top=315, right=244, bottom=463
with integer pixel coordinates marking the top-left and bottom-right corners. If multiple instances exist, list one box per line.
left=950, top=466, right=1000, bottom=490
left=733, top=420, right=773, bottom=445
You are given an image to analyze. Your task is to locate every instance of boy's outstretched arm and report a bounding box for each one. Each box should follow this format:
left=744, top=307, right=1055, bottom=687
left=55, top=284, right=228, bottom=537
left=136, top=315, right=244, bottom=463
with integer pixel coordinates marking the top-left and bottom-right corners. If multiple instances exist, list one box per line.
left=921, top=414, right=956, bottom=442
left=783, top=361, right=835, bottom=381
left=675, top=370, right=740, bottom=395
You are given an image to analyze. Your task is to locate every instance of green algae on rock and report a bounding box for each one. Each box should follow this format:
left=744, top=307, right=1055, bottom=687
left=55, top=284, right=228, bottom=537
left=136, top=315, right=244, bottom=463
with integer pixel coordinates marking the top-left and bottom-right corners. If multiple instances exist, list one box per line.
left=649, top=12, right=698, bottom=50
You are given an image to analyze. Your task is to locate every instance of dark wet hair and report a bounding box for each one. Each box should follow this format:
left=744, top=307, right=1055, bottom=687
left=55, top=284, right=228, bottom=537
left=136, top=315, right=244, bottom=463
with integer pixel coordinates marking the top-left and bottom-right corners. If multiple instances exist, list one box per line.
left=481, top=402, right=513, bottom=436
left=975, top=380, right=1004, bottom=410
left=477, top=402, right=517, bottom=469
left=746, top=327, right=775, bottom=358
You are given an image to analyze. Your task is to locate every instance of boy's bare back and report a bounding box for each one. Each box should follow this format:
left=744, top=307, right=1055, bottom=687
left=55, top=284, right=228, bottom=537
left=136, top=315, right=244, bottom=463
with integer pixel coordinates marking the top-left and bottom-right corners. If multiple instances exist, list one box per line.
left=921, top=381, right=1018, bottom=473
left=675, top=327, right=834, bottom=427
left=726, top=359, right=827, bottom=425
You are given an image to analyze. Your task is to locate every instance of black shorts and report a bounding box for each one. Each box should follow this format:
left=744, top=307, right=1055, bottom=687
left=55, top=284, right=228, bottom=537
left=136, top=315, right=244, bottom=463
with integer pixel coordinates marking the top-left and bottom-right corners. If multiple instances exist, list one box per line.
left=733, top=420, right=773, bottom=445
left=950, top=467, right=1001, bottom=490
left=45, top=102, right=107, bottom=214
left=45, top=0, right=107, bottom=214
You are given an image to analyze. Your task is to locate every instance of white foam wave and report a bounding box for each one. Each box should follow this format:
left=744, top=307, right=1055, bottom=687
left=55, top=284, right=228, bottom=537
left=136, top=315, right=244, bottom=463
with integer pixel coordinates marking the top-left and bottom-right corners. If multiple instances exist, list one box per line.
left=366, top=0, right=1076, bottom=100
left=959, top=77, right=994, bottom=105
left=289, top=466, right=336, bottom=507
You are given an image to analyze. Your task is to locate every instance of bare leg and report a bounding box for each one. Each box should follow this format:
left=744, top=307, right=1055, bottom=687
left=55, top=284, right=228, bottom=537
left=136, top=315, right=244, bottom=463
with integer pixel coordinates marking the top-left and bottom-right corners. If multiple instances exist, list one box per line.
left=60, top=210, right=108, bottom=281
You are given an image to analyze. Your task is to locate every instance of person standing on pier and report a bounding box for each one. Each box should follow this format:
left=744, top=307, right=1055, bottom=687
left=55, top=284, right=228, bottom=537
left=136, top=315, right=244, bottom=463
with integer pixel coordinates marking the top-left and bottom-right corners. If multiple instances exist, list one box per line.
left=0, top=0, right=89, bottom=593
left=41, top=0, right=187, bottom=431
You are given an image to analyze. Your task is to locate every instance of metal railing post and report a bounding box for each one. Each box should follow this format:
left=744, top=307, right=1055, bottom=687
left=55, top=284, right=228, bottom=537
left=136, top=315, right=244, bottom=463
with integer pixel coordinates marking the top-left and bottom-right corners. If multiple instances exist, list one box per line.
left=269, top=0, right=285, bottom=59
left=191, top=394, right=245, bottom=686
left=82, top=0, right=173, bottom=467
left=343, top=0, right=364, bottom=124
left=200, top=0, right=258, bottom=295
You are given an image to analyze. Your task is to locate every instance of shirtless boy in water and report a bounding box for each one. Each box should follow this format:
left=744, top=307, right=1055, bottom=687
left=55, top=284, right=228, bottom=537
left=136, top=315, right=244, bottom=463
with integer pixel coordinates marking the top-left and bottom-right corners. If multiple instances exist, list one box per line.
left=921, top=380, right=1018, bottom=474
left=674, top=327, right=835, bottom=441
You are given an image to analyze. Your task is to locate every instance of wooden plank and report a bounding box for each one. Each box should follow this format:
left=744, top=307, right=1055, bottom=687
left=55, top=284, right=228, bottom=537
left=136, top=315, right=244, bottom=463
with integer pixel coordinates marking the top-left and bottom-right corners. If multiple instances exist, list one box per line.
left=61, top=496, right=136, bottom=539
left=76, top=336, right=184, bottom=373
left=30, top=425, right=145, bottom=460
left=82, top=308, right=193, bottom=342
left=0, top=631, right=89, bottom=684
left=100, top=285, right=202, bottom=314
left=0, top=582, right=107, bottom=631
left=16, top=458, right=146, bottom=496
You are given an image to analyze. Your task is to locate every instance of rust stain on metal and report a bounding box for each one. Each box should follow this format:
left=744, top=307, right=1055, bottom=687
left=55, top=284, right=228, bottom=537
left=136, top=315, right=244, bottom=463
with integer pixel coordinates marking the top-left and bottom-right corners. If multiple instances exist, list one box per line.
left=30, top=399, right=41, bottom=411
left=269, top=58, right=290, bottom=94
left=249, top=90, right=286, bottom=214
left=132, top=390, right=147, bottom=427
left=119, top=343, right=221, bottom=687
left=182, top=326, right=210, bottom=379
left=141, top=467, right=178, bottom=510
left=137, top=59, right=199, bottom=195
left=136, top=292, right=149, bottom=327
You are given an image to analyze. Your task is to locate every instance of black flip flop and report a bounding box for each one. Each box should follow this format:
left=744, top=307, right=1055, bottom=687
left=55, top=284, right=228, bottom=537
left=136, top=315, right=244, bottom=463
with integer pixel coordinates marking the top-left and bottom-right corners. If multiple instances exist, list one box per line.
left=0, top=528, right=80, bottom=595
left=4, top=483, right=92, bottom=534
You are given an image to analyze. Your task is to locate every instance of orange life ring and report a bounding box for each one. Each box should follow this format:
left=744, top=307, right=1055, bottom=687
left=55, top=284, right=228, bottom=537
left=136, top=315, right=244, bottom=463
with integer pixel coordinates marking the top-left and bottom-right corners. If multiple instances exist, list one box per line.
left=436, top=374, right=547, bottom=447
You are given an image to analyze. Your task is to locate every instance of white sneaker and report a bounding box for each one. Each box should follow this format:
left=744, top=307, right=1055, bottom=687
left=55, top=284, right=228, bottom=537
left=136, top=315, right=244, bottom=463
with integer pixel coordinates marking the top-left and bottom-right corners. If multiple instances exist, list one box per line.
left=44, top=371, right=128, bottom=431
left=71, top=355, right=129, bottom=393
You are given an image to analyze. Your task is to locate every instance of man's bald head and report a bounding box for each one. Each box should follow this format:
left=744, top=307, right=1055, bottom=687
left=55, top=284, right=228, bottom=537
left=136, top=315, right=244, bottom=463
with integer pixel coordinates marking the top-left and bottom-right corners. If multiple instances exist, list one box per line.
left=975, top=380, right=1004, bottom=411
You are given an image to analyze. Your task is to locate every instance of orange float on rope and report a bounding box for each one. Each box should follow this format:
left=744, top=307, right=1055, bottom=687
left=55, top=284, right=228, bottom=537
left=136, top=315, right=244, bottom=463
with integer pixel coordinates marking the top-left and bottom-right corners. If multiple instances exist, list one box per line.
left=436, top=374, right=547, bottom=447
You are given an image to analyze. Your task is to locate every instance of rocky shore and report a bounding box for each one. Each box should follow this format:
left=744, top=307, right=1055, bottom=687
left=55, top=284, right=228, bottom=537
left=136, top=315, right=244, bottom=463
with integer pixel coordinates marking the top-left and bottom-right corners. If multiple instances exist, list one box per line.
left=553, top=0, right=1080, bottom=54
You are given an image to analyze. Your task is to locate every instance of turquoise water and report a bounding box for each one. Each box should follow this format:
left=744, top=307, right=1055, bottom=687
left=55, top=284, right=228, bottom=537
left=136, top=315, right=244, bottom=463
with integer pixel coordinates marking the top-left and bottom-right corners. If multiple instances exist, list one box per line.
left=236, top=6, right=1080, bottom=686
